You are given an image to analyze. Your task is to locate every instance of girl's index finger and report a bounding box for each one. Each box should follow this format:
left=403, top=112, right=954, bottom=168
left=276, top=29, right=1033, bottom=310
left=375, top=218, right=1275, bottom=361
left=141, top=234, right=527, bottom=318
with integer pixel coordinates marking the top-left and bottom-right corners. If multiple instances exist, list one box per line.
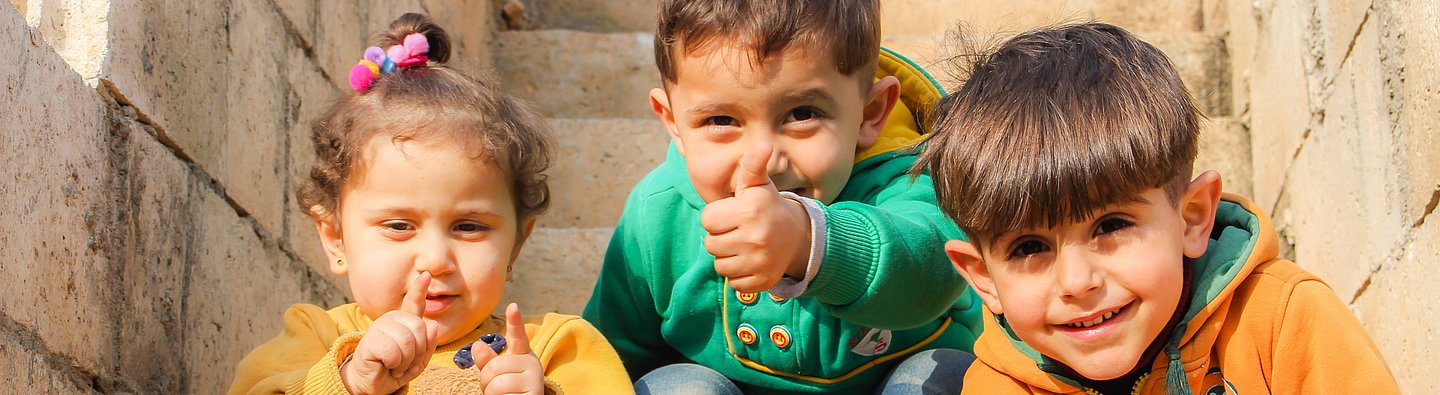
left=504, top=303, right=532, bottom=355
left=401, top=272, right=431, bottom=316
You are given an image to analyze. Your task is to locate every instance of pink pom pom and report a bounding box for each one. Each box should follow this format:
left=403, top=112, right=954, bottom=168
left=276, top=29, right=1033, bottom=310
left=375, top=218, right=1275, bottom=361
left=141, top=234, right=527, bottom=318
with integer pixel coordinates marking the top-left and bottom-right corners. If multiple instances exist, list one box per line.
left=348, top=64, right=375, bottom=91
left=403, top=33, right=429, bottom=57
left=387, top=45, right=408, bottom=65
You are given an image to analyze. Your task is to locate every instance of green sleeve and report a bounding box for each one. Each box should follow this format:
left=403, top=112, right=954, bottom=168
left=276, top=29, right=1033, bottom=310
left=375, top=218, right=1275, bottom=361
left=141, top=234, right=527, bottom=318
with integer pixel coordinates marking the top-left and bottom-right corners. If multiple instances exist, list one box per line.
left=804, top=161, right=968, bottom=329
left=581, top=191, right=682, bottom=381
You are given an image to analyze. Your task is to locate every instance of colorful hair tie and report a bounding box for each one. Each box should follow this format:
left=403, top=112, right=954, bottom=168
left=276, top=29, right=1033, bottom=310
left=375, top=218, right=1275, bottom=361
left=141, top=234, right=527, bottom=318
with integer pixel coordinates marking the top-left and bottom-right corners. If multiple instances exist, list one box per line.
left=348, top=33, right=431, bottom=92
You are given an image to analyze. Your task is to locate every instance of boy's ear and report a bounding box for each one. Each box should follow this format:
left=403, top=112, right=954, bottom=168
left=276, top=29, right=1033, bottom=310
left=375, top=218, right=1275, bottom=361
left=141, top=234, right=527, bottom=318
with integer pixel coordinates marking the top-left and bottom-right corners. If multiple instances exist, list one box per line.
left=1180, top=170, right=1223, bottom=259
left=509, top=216, right=537, bottom=264
left=945, top=239, right=1003, bottom=315
left=312, top=207, right=348, bottom=275
left=650, top=87, right=685, bottom=155
left=857, top=76, right=901, bottom=150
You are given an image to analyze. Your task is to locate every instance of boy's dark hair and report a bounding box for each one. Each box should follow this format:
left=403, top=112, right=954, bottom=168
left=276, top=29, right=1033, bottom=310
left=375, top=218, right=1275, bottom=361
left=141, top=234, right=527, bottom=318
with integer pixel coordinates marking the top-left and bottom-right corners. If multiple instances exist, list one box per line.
left=654, top=0, right=880, bottom=86
left=298, top=13, right=553, bottom=223
left=914, top=22, right=1202, bottom=243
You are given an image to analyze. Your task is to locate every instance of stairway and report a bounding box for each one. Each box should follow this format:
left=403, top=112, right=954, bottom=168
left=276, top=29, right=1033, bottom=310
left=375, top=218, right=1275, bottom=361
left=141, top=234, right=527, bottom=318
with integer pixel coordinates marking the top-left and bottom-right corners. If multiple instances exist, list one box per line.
left=489, top=0, right=1244, bottom=315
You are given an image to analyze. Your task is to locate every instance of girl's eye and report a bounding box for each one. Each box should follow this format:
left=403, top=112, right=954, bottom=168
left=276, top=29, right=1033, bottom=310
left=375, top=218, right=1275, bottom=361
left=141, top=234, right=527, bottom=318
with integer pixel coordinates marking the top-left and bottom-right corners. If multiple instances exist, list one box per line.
left=785, top=107, right=820, bottom=122
left=1095, top=217, right=1133, bottom=236
left=383, top=221, right=414, bottom=232
left=703, top=116, right=738, bottom=127
left=1008, top=239, right=1050, bottom=259
left=454, top=222, right=489, bottom=233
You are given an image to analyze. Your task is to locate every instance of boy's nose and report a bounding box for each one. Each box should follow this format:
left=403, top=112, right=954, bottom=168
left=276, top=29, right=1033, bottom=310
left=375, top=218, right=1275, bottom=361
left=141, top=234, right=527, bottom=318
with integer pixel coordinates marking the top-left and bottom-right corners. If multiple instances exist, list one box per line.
left=1054, top=251, right=1103, bottom=299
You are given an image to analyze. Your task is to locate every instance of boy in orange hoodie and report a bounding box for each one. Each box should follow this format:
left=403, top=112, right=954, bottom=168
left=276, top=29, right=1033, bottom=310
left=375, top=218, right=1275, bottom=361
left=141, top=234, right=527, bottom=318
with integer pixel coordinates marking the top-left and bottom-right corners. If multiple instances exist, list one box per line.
left=912, top=22, right=1400, bottom=394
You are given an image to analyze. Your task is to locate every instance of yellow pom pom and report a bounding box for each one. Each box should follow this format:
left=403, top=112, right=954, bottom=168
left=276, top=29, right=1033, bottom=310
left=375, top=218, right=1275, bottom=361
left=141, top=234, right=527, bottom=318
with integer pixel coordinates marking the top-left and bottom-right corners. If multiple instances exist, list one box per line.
left=359, top=60, right=380, bottom=76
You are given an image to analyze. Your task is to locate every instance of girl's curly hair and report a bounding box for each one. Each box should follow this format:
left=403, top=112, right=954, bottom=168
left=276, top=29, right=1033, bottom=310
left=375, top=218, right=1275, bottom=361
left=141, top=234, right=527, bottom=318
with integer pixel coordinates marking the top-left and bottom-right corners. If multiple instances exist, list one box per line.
left=297, top=13, right=552, bottom=222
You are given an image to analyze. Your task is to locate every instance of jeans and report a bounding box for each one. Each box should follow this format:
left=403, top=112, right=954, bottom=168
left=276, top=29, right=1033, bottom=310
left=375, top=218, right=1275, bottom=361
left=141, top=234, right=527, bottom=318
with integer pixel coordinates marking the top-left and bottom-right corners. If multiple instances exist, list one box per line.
left=632, top=348, right=976, bottom=394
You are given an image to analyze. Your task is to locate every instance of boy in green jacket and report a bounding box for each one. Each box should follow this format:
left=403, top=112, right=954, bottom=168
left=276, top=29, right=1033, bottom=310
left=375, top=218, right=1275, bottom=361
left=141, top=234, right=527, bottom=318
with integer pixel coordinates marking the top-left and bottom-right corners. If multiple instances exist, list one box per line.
left=581, top=1, right=983, bottom=393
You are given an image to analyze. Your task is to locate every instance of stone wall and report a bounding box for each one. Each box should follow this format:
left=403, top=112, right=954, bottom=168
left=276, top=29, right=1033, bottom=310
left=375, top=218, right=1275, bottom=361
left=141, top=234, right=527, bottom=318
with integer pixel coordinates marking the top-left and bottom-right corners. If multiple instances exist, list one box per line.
left=1, top=0, right=493, bottom=392
left=1224, top=0, right=1438, bottom=392
left=2, top=0, right=1435, bottom=393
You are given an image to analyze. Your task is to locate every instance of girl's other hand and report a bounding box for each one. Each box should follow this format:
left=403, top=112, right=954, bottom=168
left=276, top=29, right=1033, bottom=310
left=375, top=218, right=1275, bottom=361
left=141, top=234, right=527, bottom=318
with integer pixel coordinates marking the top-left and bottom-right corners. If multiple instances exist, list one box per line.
left=476, top=303, right=545, bottom=394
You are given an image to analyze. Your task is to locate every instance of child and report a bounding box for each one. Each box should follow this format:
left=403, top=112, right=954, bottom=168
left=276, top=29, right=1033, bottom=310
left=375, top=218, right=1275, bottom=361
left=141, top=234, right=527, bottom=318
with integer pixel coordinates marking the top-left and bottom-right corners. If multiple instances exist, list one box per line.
left=227, top=13, right=631, bottom=395
left=582, top=1, right=983, bottom=393
left=914, top=22, right=1400, bottom=394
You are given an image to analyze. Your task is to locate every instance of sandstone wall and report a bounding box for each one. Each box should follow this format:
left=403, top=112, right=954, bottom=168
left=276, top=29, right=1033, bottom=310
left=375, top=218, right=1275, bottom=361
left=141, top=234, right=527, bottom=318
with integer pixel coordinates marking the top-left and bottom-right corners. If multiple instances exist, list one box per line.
left=1, top=0, right=493, bottom=392
left=3, top=0, right=1435, bottom=393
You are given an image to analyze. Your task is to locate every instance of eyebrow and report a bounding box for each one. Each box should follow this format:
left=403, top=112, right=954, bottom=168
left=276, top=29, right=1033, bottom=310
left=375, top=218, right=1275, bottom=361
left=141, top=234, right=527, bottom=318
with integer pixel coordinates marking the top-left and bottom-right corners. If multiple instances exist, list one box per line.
left=782, top=88, right=838, bottom=107
left=687, top=102, right=743, bottom=117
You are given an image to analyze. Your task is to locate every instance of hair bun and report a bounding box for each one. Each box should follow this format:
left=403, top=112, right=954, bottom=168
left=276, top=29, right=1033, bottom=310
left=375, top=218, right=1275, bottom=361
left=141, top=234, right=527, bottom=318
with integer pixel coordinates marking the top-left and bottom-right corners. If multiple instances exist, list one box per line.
left=377, top=13, right=451, bottom=64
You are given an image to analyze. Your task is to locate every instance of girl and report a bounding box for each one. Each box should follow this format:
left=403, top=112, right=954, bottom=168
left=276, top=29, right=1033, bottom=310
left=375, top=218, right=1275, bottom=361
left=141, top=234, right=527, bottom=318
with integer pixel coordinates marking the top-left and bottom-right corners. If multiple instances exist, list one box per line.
left=228, top=13, right=630, bottom=395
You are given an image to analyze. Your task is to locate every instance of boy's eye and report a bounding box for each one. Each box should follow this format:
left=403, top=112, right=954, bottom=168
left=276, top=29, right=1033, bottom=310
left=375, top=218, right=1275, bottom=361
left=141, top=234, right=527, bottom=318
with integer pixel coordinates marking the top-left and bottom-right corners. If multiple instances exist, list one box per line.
left=1095, top=217, right=1133, bottom=236
left=1008, top=239, right=1050, bottom=259
left=703, top=116, right=738, bottom=127
left=785, top=107, right=820, bottom=122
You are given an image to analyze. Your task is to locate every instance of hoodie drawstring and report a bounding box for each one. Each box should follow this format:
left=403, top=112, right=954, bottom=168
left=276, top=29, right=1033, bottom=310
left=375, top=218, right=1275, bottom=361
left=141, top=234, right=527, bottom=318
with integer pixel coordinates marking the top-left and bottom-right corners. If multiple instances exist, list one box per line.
left=1163, top=344, right=1190, bottom=395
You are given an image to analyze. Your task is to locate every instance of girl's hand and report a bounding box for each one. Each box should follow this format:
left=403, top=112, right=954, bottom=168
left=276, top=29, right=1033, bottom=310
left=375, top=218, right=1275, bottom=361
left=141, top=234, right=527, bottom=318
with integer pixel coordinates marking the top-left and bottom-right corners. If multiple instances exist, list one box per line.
left=476, top=303, right=545, bottom=394
left=342, top=273, right=439, bottom=395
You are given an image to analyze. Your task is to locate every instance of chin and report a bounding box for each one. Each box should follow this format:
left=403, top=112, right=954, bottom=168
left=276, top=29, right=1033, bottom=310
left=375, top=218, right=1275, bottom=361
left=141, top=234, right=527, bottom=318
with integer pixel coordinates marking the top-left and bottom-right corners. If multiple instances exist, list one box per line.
left=1065, top=353, right=1142, bottom=380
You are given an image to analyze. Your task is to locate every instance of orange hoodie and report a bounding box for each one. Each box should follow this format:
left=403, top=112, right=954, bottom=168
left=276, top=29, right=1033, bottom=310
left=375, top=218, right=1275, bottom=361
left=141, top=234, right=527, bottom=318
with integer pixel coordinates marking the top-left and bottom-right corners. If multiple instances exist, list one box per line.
left=963, top=194, right=1400, bottom=395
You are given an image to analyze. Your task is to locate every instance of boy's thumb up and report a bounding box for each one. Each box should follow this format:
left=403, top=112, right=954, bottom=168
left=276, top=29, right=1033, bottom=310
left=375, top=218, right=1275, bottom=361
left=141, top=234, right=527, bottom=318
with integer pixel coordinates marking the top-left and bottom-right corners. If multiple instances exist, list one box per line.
left=734, top=141, right=778, bottom=195
left=504, top=303, right=532, bottom=356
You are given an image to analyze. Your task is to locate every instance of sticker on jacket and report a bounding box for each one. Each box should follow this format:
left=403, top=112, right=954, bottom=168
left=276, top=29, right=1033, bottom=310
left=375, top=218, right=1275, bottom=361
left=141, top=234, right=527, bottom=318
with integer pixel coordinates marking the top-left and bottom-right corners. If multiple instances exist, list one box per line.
left=849, top=327, right=892, bottom=356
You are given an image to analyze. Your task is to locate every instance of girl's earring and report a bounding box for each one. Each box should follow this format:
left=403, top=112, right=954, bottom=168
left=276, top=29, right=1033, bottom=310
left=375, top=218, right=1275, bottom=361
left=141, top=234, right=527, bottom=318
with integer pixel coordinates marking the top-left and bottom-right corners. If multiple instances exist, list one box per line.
left=336, top=259, right=344, bottom=266
left=506, top=264, right=513, bottom=282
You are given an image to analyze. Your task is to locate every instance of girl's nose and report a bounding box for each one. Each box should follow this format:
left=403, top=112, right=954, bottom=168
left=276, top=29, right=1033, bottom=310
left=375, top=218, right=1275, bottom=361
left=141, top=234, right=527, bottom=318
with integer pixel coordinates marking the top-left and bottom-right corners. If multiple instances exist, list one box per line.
left=414, top=231, right=457, bottom=275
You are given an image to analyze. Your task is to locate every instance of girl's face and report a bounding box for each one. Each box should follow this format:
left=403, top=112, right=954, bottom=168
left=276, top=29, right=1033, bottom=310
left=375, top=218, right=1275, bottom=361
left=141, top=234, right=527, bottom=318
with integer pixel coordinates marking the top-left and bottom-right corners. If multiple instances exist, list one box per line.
left=318, top=135, right=531, bottom=345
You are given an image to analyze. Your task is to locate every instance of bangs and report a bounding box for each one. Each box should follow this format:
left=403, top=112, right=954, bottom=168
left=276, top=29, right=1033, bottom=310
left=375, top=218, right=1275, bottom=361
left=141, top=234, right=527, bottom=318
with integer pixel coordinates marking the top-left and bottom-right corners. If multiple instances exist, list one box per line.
left=917, top=23, right=1200, bottom=241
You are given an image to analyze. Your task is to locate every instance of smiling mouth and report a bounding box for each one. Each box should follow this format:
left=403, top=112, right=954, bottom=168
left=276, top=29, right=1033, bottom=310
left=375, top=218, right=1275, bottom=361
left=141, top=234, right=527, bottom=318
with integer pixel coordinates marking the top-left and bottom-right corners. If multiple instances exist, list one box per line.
left=1061, top=304, right=1127, bottom=329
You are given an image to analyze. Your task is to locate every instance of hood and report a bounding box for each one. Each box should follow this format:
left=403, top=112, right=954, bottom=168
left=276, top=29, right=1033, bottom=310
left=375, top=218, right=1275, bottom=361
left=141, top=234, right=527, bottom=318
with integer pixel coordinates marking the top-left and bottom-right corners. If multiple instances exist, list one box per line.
left=855, top=47, right=946, bottom=163
left=971, top=194, right=1280, bottom=394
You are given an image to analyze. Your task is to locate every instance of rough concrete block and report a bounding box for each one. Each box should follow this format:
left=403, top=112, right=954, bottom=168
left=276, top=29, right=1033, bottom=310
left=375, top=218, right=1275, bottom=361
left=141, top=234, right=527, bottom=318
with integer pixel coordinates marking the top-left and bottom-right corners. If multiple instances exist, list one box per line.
left=1351, top=214, right=1439, bottom=394
left=542, top=119, right=669, bottom=229
left=0, top=5, right=115, bottom=378
left=0, top=331, right=92, bottom=393
left=1143, top=32, right=1232, bottom=117
left=182, top=186, right=348, bottom=394
left=1320, top=0, right=1373, bottom=76
left=1244, top=0, right=1315, bottom=211
left=879, top=34, right=958, bottom=89
left=1195, top=117, right=1254, bottom=197
left=21, top=0, right=108, bottom=84
left=1224, top=0, right=1258, bottom=117
left=1391, top=0, right=1440, bottom=226
left=284, top=42, right=351, bottom=297
left=109, top=117, right=191, bottom=392
left=528, top=0, right=655, bottom=32
left=504, top=227, right=613, bottom=315
left=494, top=30, right=657, bottom=119
left=1283, top=36, right=1404, bottom=299
left=422, top=0, right=497, bottom=72
left=218, top=0, right=298, bottom=241
left=880, top=0, right=1200, bottom=37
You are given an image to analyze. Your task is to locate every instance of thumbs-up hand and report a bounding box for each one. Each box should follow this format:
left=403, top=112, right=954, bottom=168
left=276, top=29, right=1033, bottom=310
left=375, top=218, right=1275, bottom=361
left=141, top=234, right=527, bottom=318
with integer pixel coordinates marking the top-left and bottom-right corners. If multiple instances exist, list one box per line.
left=700, top=141, right=813, bottom=293
left=342, top=272, right=440, bottom=395
left=475, top=303, right=545, bottom=395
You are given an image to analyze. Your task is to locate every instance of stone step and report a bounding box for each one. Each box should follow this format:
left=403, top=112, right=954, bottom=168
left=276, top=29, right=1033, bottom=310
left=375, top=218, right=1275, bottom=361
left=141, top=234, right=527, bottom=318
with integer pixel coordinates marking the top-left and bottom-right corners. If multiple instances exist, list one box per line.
left=520, top=0, right=656, bottom=33
left=505, top=227, right=615, bottom=315
left=494, top=30, right=658, bottom=119
left=1195, top=117, right=1253, bottom=197
left=542, top=118, right=670, bottom=229
left=879, top=0, right=1204, bottom=37
left=883, top=31, right=1231, bottom=117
